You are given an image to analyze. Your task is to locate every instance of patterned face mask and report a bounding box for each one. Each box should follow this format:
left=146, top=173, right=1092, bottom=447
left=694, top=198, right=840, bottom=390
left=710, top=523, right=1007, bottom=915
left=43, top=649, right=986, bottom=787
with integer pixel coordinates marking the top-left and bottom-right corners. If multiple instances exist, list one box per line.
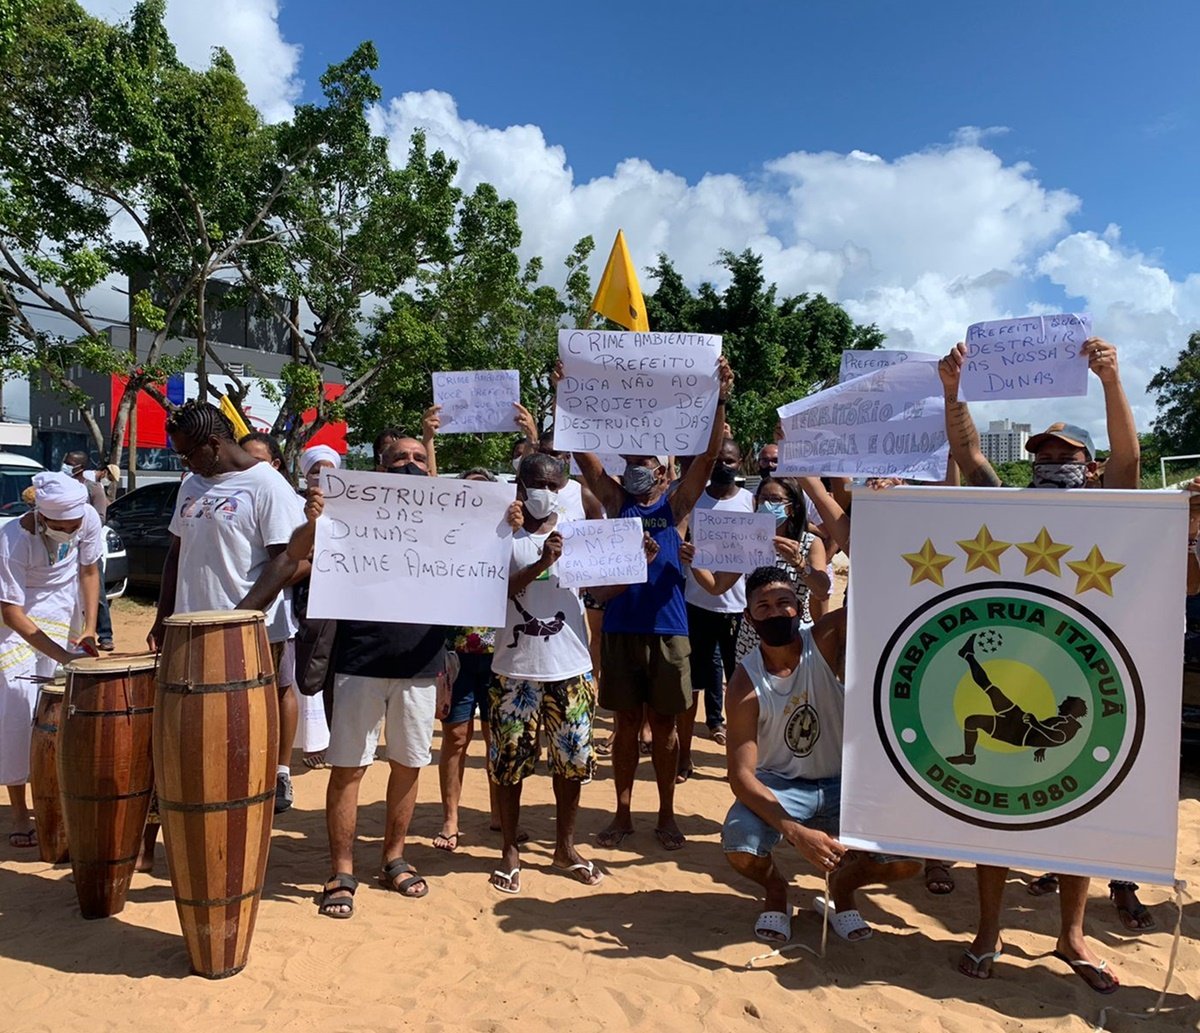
left=622, top=464, right=656, bottom=496
left=1031, top=462, right=1088, bottom=489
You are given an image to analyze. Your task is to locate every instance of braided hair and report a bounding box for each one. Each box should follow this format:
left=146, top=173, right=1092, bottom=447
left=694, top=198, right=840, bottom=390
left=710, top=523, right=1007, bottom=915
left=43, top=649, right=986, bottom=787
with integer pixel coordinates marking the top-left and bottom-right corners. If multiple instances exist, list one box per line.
left=166, top=401, right=234, bottom=443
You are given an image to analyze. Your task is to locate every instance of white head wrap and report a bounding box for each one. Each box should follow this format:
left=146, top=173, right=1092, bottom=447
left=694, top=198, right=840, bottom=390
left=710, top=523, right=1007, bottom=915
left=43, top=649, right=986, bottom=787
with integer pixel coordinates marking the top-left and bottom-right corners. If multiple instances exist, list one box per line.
left=33, top=471, right=88, bottom=520
left=299, top=444, right=342, bottom=476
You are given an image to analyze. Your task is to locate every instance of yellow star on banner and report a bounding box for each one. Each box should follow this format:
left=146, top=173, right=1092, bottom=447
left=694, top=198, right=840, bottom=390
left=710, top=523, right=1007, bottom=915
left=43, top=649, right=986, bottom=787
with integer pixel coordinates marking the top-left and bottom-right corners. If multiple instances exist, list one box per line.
left=956, top=525, right=1012, bottom=574
left=901, top=539, right=955, bottom=587
left=1066, top=545, right=1124, bottom=596
left=1016, top=527, right=1073, bottom=577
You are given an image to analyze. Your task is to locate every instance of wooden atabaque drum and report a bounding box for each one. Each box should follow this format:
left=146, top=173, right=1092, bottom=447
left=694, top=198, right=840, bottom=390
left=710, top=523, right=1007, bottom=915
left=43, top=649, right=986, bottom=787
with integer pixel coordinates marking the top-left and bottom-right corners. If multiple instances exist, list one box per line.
left=29, top=677, right=69, bottom=865
left=59, top=654, right=157, bottom=918
left=154, top=610, right=279, bottom=980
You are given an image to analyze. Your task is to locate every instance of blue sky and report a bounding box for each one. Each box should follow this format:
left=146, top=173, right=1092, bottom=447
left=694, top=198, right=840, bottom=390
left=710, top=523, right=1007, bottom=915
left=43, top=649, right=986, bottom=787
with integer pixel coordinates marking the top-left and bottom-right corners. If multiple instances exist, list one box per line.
left=64, top=0, right=1200, bottom=442
left=281, top=0, right=1198, bottom=278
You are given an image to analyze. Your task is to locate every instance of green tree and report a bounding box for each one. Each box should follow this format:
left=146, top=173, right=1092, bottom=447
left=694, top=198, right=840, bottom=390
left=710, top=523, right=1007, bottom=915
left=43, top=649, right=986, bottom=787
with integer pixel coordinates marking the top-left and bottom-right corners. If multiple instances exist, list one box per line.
left=644, top=250, right=884, bottom=452
left=1147, top=330, right=1200, bottom=456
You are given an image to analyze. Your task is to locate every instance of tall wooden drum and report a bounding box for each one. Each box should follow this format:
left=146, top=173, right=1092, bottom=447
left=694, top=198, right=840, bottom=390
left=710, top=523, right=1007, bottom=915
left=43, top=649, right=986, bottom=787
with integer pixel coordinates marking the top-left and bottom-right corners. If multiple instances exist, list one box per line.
left=154, top=610, right=279, bottom=980
left=58, top=655, right=157, bottom=918
left=29, top=677, right=69, bottom=865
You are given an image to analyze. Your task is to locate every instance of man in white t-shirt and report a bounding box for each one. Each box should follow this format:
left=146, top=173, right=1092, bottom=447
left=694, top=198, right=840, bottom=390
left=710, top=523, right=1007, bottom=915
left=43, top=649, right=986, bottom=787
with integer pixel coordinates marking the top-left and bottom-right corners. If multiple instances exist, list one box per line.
left=682, top=438, right=753, bottom=777
left=149, top=402, right=306, bottom=810
left=487, top=452, right=601, bottom=895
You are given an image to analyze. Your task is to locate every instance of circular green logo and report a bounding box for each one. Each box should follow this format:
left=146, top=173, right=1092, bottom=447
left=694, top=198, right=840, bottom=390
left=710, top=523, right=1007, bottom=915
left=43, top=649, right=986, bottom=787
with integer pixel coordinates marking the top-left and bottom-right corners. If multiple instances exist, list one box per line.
left=874, top=583, right=1143, bottom=830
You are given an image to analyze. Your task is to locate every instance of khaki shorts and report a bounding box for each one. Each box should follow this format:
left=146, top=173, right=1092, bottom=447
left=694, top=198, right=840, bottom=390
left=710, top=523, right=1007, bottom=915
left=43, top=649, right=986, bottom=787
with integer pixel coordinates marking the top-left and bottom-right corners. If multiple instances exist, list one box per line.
left=599, top=633, right=692, bottom=716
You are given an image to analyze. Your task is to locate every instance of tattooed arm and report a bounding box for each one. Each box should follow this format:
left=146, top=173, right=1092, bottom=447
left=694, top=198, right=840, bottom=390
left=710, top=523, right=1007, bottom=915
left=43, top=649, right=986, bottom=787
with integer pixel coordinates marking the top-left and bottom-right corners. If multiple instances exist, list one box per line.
left=938, top=343, right=1001, bottom=488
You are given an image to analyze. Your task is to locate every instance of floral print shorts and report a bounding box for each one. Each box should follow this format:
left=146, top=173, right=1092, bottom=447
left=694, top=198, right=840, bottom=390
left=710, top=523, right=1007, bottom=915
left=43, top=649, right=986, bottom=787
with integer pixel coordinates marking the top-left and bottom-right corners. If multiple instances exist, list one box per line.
left=488, top=673, right=595, bottom=785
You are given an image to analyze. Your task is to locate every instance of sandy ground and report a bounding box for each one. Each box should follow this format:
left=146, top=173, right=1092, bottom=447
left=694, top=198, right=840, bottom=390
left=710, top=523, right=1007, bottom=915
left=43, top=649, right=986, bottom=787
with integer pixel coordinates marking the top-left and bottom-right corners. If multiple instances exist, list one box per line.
left=1, top=591, right=1197, bottom=1033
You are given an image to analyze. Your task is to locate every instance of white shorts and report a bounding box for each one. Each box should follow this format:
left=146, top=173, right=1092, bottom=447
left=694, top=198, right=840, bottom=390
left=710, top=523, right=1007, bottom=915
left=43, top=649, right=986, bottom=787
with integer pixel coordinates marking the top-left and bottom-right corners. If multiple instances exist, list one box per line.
left=327, top=674, right=437, bottom=768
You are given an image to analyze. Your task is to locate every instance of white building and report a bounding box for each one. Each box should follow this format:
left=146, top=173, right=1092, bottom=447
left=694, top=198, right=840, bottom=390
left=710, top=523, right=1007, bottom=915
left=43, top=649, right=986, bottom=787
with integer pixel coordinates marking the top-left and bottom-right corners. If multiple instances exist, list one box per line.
left=979, top=419, right=1031, bottom=465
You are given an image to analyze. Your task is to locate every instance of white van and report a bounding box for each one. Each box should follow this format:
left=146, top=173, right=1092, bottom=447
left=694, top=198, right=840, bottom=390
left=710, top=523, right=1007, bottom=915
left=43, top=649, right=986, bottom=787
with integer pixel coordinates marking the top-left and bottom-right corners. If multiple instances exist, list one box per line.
left=0, top=452, right=127, bottom=599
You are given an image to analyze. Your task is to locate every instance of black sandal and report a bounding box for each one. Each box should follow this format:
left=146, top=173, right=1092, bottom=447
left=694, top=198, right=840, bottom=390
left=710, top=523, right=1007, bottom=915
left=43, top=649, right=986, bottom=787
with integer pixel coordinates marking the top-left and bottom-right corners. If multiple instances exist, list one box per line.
left=379, top=857, right=428, bottom=898
left=1027, top=873, right=1059, bottom=897
left=318, top=873, right=357, bottom=919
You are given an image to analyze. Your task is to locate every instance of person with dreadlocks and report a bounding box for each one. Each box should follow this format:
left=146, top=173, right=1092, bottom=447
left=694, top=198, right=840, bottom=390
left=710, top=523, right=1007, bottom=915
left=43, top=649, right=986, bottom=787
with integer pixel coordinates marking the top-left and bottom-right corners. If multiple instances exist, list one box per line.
left=149, top=402, right=307, bottom=813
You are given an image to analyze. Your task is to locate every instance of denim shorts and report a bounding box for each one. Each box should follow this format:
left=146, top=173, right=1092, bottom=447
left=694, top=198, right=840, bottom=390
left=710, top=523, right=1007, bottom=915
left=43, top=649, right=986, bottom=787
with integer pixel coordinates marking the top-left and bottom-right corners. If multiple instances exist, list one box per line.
left=446, top=651, right=494, bottom=725
left=722, top=771, right=841, bottom=856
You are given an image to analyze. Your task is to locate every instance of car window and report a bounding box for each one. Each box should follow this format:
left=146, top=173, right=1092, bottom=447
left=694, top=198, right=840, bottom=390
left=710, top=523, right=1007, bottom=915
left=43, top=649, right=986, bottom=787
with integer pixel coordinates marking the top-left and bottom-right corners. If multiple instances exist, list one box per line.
left=109, top=483, right=177, bottom=521
left=0, top=466, right=37, bottom=512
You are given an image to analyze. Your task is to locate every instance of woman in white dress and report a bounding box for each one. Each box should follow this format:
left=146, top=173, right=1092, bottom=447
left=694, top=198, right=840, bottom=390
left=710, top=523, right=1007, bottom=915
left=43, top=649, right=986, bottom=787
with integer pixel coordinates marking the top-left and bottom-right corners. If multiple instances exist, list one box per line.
left=0, top=472, right=101, bottom=846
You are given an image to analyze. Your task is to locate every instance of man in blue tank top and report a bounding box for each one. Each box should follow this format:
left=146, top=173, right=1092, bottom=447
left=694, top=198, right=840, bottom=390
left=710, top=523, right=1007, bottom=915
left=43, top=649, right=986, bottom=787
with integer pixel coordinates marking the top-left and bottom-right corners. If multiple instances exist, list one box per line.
left=723, top=566, right=921, bottom=945
left=575, top=357, right=733, bottom=852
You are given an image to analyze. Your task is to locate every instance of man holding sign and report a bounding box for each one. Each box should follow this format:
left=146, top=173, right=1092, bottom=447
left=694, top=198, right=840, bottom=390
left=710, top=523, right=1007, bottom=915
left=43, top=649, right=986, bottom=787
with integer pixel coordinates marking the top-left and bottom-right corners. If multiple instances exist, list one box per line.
left=571, top=356, right=734, bottom=852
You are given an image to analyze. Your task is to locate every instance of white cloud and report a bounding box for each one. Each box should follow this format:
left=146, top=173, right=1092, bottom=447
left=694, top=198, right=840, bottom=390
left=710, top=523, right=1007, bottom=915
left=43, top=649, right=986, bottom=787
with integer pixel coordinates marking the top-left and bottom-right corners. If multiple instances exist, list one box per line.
left=80, top=0, right=301, bottom=123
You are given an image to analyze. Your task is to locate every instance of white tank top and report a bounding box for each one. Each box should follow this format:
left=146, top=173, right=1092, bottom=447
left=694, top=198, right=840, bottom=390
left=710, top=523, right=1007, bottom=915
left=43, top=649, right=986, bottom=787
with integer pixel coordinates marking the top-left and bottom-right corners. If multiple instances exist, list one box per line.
left=741, top=626, right=844, bottom=780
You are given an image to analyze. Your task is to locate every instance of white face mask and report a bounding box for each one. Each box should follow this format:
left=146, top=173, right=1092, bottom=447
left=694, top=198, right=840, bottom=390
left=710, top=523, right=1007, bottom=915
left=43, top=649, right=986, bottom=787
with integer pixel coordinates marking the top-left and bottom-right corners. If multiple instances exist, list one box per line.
left=39, top=518, right=78, bottom=560
left=512, top=457, right=524, bottom=473
left=523, top=488, right=558, bottom=520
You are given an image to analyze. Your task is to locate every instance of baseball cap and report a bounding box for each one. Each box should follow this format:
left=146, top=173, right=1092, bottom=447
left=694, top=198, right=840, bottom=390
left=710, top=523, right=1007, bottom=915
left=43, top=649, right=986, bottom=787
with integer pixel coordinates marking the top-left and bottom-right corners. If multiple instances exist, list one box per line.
left=1025, top=422, right=1095, bottom=461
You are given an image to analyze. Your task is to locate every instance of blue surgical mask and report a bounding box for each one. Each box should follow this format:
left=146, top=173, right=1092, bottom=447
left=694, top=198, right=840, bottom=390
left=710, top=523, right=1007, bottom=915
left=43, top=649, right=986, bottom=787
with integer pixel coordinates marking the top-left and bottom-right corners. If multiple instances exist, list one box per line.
left=760, top=500, right=789, bottom=523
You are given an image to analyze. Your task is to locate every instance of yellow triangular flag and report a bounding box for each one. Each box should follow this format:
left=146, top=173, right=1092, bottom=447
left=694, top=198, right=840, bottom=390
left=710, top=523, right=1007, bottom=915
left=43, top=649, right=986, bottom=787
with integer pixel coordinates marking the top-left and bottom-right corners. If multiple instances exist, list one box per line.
left=591, top=229, right=650, bottom=331
left=219, top=395, right=252, bottom=440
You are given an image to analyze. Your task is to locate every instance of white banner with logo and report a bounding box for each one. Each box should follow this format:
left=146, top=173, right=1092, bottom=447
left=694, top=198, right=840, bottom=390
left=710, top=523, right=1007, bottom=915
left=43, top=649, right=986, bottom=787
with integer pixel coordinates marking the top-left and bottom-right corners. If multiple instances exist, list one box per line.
left=840, top=486, right=1185, bottom=884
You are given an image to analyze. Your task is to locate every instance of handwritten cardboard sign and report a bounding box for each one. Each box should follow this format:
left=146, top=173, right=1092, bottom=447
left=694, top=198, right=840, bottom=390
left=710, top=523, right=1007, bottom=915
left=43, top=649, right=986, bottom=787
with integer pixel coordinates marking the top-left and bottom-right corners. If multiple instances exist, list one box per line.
left=776, top=360, right=948, bottom=481
left=691, top=509, right=776, bottom=574
left=839, top=350, right=938, bottom=383
left=960, top=314, right=1092, bottom=401
left=555, top=517, right=647, bottom=589
left=307, top=469, right=516, bottom=626
left=433, top=369, right=520, bottom=434
left=553, top=330, right=722, bottom=456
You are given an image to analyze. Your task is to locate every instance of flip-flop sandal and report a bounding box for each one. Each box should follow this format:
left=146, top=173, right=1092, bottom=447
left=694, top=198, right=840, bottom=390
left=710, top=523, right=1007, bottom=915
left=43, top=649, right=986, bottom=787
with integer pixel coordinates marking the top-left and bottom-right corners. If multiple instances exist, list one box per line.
left=596, top=827, right=634, bottom=848
left=8, top=829, right=37, bottom=848
left=674, top=768, right=693, bottom=785
left=639, top=741, right=653, bottom=756
left=1052, top=950, right=1119, bottom=995
left=959, top=946, right=1003, bottom=979
left=812, top=895, right=872, bottom=942
left=553, top=860, right=604, bottom=886
left=318, top=873, right=357, bottom=919
left=754, top=908, right=791, bottom=944
left=711, top=727, right=727, bottom=746
left=379, top=857, right=428, bottom=899
left=594, top=738, right=613, bottom=757
left=653, top=827, right=686, bottom=851
left=490, top=868, right=521, bottom=895
left=1027, top=873, right=1059, bottom=897
left=925, top=862, right=955, bottom=895
left=302, top=752, right=328, bottom=770
left=1109, top=883, right=1156, bottom=931
left=433, top=831, right=460, bottom=852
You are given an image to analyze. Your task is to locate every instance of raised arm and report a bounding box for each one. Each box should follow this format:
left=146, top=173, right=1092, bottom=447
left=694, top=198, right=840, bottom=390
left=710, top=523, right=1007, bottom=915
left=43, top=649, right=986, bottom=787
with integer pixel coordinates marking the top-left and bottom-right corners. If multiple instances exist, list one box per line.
left=669, top=356, right=734, bottom=524
left=798, top=477, right=851, bottom=556
left=938, top=343, right=1000, bottom=487
left=422, top=405, right=441, bottom=479
left=1083, top=339, right=1140, bottom=490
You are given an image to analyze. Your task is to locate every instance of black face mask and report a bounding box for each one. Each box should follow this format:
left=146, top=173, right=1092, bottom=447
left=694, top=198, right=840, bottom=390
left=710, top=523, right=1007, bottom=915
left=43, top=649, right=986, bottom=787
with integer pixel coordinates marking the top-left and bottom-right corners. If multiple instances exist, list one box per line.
left=710, top=463, right=737, bottom=486
left=752, top=614, right=797, bottom=648
left=387, top=462, right=427, bottom=477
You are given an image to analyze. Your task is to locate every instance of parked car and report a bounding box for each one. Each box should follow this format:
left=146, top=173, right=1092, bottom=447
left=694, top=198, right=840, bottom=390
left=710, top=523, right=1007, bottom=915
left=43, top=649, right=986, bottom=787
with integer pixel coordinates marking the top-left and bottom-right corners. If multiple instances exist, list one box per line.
left=105, top=480, right=180, bottom=595
left=0, top=452, right=127, bottom=599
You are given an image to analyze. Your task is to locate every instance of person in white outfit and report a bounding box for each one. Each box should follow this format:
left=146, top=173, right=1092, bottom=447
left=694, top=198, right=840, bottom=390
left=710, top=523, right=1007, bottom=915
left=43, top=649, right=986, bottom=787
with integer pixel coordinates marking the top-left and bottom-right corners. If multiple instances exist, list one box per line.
left=0, top=472, right=102, bottom=846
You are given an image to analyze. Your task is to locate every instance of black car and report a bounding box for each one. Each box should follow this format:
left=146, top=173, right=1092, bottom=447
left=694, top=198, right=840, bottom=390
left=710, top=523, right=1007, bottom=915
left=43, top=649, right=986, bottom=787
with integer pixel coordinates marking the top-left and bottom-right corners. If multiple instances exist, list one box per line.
left=105, top=481, right=180, bottom=594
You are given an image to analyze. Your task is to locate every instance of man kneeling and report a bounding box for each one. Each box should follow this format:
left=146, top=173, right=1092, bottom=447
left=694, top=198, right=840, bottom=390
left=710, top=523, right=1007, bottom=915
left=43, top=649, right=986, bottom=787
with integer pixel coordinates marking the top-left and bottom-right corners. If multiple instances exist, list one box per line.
left=723, top=566, right=920, bottom=943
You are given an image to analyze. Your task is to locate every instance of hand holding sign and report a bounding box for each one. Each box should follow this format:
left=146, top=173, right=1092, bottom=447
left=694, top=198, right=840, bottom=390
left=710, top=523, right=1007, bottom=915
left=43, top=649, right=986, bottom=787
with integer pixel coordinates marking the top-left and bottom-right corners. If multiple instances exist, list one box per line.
left=959, top=314, right=1092, bottom=401
left=555, top=517, right=647, bottom=589
left=432, top=370, right=521, bottom=434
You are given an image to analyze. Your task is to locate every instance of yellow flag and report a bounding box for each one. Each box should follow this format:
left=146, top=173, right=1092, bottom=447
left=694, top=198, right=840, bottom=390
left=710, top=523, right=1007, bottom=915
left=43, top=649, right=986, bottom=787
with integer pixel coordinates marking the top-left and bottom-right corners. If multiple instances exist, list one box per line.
left=219, top=395, right=252, bottom=440
left=590, top=229, right=650, bottom=331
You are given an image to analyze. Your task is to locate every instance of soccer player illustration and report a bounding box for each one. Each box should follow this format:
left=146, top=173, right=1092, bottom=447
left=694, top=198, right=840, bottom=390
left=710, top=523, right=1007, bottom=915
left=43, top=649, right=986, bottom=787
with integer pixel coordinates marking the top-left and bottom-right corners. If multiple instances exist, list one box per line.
left=505, top=598, right=567, bottom=650
left=946, top=632, right=1088, bottom=765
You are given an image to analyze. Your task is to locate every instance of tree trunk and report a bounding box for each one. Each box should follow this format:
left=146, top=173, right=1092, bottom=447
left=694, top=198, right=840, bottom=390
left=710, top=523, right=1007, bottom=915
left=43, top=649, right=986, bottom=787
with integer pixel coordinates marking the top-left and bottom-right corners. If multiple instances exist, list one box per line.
left=195, top=280, right=208, bottom=403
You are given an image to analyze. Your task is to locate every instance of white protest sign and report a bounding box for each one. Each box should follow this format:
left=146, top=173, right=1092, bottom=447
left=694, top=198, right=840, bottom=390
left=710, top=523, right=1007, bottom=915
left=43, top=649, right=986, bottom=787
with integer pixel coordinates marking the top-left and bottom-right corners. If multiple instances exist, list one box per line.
left=569, top=452, right=625, bottom=477
left=960, top=314, right=1091, bottom=401
left=691, top=509, right=777, bottom=574
left=776, top=360, right=948, bottom=481
left=555, top=517, right=647, bottom=589
left=432, top=369, right=520, bottom=434
left=553, top=329, right=722, bottom=456
left=839, top=349, right=938, bottom=383
left=307, top=469, right=516, bottom=626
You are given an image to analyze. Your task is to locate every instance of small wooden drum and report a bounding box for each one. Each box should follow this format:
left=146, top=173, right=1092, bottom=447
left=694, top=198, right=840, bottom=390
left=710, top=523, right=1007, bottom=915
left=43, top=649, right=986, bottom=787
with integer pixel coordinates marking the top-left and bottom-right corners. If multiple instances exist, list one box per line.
left=59, top=654, right=158, bottom=918
left=29, top=677, right=69, bottom=864
left=154, top=610, right=279, bottom=980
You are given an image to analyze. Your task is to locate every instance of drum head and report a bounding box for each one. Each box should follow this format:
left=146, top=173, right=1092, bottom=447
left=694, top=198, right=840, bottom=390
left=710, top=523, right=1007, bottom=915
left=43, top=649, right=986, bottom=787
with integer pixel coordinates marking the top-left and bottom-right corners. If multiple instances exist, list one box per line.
left=66, top=653, right=159, bottom=675
left=162, top=609, right=266, bottom=627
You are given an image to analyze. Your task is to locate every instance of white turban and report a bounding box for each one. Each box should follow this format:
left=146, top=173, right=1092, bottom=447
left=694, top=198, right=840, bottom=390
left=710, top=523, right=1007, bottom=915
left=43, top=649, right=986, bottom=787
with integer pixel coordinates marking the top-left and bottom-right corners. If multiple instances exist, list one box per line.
left=33, top=471, right=88, bottom=520
left=299, top=444, right=342, bottom=476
